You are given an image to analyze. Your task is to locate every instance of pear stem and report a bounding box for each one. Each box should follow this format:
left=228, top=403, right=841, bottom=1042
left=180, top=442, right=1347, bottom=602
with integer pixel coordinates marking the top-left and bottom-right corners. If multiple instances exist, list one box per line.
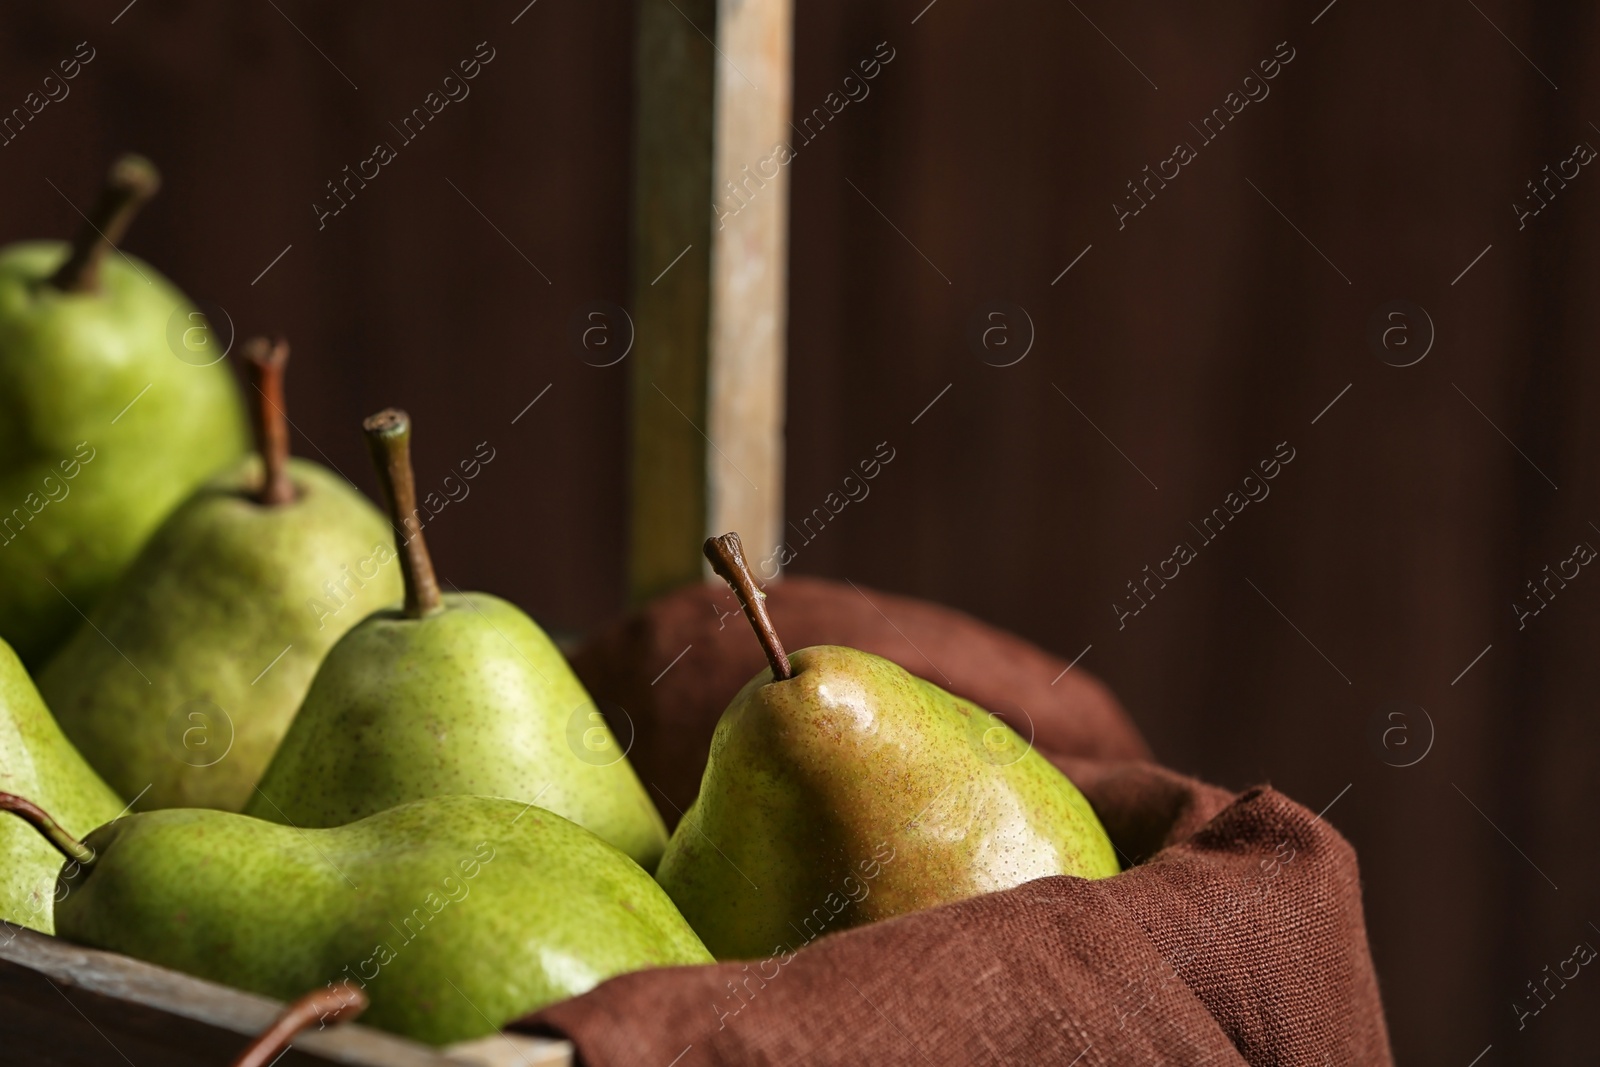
left=244, top=337, right=296, bottom=506
left=704, top=532, right=792, bottom=680
left=0, top=793, right=95, bottom=866
left=230, top=982, right=368, bottom=1067
left=48, top=154, right=161, bottom=294
left=363, top=409, right=442, bottom=617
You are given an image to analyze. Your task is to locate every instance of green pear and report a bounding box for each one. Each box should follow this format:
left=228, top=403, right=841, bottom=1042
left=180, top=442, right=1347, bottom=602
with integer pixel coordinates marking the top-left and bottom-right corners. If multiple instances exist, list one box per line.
left=0, top=639, right=122, bottom=933
left=246, top=409, right=668, bottom=869
left=0, top=792, right=710, bottom=1045
left=39, top=338, right=403, bottom=811
left=0, top=154, right=248, bottom=667
left=654, top=533, right=1121, bottom=959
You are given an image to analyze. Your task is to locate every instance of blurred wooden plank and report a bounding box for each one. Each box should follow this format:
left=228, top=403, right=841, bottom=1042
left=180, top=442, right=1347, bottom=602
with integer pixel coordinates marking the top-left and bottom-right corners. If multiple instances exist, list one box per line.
left=629, top=0, right=716, bottom=603
left=446, top=1034, right=570, bottom=1067
left=629, top=0, right=793, bottom=603
left=705, top=0, right=793, bottom=574
left=0, top=923, right=571, bottom=1066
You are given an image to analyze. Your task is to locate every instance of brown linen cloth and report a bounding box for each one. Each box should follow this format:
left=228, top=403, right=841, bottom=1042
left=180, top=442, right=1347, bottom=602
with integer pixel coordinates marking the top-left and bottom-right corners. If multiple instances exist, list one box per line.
left=519, top=759, right=1392, bottom=1065
left=568, top=576, right=1150, bottom=827
left=525, top=581, right=1393, bottom=1065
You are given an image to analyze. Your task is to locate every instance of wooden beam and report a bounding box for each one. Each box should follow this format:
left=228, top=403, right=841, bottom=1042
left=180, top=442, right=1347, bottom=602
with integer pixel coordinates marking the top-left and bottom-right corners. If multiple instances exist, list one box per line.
left=705, top=0, right=792, bottom=579
left=629, top=0, right=793, bottom=603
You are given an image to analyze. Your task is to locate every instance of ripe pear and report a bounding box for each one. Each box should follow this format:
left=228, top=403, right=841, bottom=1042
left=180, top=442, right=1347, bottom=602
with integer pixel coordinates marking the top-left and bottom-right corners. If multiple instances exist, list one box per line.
left=0, top=792, right=711, bottom=1045
left=654, top=534, right=1121, bottom=959
left=0, top=638, right=122, bottom=933
left=246, top=410, right=668, bottom=869
left=38, top=339, right=402, bottom=811
left=0, top=154, right=247, bottom=666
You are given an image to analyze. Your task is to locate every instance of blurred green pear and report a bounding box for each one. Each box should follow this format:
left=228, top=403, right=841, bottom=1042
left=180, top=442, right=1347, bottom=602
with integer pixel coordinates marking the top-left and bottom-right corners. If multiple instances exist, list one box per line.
left=41, top=338, right=402, bottom=811
left=0, top=636, right=120, bottom=933
left=0, top=154, right=246, bottom=666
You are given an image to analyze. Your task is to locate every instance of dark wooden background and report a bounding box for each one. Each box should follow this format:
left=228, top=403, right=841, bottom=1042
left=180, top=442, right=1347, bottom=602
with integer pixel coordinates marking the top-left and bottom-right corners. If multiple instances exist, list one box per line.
left=4, top=1, right=1597, bottom=1062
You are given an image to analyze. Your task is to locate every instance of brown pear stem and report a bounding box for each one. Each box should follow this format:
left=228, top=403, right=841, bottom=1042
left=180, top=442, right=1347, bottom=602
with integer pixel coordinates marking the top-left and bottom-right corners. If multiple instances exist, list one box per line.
left=48, top=154, right=161, bottom=294
left=230, top=982, right=369, bottom=1067
left=704, top=532, right=792, bottom=680
left=244, top=337, right=296, bottom=506
left=0, top=793, right=95, bottom=866
left=363, top=409, right=442, bottom=617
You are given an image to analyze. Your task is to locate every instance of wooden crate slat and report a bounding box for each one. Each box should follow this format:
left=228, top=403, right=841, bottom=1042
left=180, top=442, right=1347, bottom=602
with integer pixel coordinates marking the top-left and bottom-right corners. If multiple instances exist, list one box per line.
left=704, top=0, right=793, bottom=571
left=0, top=923, right=570, bottom=1066
left=629, top=0, right=793, bottom=602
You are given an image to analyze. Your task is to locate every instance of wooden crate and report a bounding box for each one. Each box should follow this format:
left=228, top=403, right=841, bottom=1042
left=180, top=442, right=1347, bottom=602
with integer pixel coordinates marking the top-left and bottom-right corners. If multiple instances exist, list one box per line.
left=1, top=1, right=791, bottom=1060
left=0, top=924, right=570, bottom=1066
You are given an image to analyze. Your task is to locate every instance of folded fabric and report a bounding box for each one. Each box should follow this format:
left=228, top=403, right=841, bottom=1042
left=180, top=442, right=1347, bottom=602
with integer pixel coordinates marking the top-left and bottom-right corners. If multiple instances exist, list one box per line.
left=532, top=578, right=1392, bottom=1064
left=568, top=576, right=1149, bottom=825
left=520, top=757, right=1392, bottom=1065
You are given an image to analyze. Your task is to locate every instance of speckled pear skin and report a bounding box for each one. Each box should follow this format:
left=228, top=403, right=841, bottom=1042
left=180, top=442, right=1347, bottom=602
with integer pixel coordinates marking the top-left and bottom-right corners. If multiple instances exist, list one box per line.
left=655, top=645, right=1121, bottom=959
left=245, top=592, right=669, bottom=869
left=38, top=457, right=402, bottom=812
left=52, top=794, right=711, bottom=1045
left=0, top=638, right=122, bottom=933
left=0, top=241, right=248, bottom=667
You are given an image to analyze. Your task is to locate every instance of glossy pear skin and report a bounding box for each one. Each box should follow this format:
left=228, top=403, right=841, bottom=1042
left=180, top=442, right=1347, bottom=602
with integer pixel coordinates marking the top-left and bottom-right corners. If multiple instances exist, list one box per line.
left=54, top=795, right=711, bottom=1045
left=0, top=242, right=248, bottom=666
left=39, top=457, right=403, bottom=811
left=655, top=645, right=1121, bottom=959
left=246, top=592, right=668, bottom=869
left=0, top=638, right=122, bottom=933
